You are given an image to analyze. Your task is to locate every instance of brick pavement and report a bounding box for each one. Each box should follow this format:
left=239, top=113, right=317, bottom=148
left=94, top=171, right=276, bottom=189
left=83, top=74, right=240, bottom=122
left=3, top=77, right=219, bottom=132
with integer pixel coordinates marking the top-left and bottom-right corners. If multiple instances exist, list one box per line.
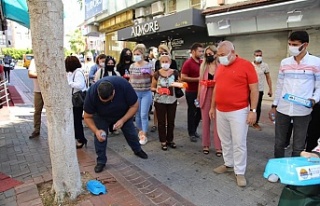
left=0, top=71, right=196, bottom=206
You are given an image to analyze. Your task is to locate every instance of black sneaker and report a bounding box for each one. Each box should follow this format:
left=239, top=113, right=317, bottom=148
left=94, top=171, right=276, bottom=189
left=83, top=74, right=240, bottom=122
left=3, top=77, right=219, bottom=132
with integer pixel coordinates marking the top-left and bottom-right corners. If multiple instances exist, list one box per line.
left=134, top=150, right=148, bottom=159
left=190, top=136, right=197, bottom=142
left=94, top=163, right=105, bottom=173
left=195, top=132, right=200, bottom=138
left=29, top=131, right=40, bottom=139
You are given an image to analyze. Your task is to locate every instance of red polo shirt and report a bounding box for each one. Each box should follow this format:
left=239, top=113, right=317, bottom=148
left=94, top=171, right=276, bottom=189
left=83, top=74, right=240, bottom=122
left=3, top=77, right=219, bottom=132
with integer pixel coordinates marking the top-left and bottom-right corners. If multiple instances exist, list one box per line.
left=215, top=56, right=258, bottom=112
left=181, top=57, right=201, bottom=92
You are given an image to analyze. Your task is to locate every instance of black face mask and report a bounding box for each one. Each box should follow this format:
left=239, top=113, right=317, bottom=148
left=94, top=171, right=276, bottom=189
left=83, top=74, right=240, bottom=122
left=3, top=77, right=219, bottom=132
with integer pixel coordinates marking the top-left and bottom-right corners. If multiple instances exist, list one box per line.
left=206, top=55, right=215, bottom=63
left=106, top=65, right=114, bottom=71
left=124, top=55, right=132, bottom=61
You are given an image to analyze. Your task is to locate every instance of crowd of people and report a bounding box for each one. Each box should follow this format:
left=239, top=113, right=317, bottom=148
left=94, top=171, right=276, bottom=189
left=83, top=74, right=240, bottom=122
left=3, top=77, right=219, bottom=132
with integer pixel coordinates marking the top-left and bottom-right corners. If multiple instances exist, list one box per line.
left=27, top=30, right=320, bottom=187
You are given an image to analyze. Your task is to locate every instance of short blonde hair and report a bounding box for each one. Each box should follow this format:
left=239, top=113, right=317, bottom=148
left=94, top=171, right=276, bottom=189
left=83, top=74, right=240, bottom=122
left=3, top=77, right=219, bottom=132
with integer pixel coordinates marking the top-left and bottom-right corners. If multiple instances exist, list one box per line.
left=158, top=44, right=171, bottom=53
left=133, top=44, right=146, bottom=55
left=159, top=54, right=171, bottom=62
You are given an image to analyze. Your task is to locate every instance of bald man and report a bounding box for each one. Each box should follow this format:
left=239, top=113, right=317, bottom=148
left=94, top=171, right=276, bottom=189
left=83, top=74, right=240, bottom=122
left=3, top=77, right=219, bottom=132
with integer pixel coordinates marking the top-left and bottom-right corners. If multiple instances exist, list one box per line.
left=209, top=41, right=259, bottom=187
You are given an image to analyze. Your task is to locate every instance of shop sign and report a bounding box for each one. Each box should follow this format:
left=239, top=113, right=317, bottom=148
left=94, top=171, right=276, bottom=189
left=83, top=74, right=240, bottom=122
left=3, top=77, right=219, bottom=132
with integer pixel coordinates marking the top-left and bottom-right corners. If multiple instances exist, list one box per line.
left=131, top=21, right=160, bottom=37
left=171, top=38, right=184, bottom=48
left=85, top=0, right=103, bottom=20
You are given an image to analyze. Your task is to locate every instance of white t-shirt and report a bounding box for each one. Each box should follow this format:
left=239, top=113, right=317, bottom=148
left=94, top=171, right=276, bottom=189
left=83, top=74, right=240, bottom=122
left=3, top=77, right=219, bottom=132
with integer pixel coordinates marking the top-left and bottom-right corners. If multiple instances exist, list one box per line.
left=252, top=62, right=269, bottom=92
left=29, top=59, right=41, bottom=93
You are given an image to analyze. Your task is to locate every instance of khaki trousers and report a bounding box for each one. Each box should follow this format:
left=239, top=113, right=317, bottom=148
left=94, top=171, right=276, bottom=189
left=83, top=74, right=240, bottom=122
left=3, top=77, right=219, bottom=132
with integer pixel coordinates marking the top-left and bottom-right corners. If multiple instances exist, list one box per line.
left=33, top=92, right=44, bottom=133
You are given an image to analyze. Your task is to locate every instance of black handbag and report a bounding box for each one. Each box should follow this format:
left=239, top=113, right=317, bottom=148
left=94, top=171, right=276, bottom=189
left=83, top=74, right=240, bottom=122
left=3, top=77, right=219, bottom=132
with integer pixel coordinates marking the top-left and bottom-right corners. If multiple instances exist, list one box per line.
left=174, top=71, right=184, bottom=98
left=71, top=70, right=86, bottom=108
left=72, top=90, right=86, bottom=107
left=175, top=87, right=184, bottom=98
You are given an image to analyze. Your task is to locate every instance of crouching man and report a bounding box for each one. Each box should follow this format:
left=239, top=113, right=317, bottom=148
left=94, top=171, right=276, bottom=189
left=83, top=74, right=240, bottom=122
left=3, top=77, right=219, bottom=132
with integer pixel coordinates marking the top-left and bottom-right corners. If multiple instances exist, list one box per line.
left=84, top=76, right=148, bottom=173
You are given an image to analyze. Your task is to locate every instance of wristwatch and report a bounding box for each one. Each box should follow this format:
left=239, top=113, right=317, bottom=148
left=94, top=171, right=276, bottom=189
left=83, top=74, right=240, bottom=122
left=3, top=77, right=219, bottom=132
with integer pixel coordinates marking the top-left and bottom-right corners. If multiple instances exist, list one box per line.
left=250, top=109, right=256, bottom=113
left=271, top=104, right=277, bottom=108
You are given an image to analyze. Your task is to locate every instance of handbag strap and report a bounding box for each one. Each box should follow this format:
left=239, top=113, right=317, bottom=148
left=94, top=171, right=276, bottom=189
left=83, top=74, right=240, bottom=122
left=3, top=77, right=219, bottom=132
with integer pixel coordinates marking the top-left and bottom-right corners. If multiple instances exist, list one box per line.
left=72, top=70, right=86, bottom=95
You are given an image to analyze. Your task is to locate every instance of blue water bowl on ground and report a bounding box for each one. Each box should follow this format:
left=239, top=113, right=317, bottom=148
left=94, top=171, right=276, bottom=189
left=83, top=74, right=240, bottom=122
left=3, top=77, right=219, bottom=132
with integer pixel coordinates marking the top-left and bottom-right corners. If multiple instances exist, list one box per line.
left=264, top=157, right=320, bottom=186
left=86, top=180, right=107, bottom=195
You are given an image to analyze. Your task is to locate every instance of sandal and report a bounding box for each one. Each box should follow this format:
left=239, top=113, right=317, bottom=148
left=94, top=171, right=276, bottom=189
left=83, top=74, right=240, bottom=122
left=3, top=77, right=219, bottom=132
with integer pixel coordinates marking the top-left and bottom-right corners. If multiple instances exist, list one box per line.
left=203, top=146, right=209, bottom=155
left=168, top=142, right=176, bottom=149
left=215, top=150, right=222, bottom=157
left=161, top=142, right=168, bottom=151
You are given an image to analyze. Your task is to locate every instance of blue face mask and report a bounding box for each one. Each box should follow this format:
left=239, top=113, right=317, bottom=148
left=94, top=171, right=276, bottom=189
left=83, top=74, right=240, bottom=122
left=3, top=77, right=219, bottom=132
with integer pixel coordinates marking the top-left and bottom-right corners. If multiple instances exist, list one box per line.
left=133, top=55, right=142, bottom=62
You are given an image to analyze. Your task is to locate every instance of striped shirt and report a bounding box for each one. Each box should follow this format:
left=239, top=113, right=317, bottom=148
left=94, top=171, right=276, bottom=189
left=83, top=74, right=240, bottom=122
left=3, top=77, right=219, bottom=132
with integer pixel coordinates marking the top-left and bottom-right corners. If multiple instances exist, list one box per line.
left=273, top=53, right=320, bottom=116
left=129, top=62, right=153, bottom=91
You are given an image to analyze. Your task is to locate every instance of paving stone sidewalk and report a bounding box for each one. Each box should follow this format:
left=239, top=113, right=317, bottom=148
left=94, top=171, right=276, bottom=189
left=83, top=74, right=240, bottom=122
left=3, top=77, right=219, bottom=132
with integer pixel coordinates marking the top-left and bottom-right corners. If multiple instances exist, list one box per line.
left=0, top=70, right=287, bottom=206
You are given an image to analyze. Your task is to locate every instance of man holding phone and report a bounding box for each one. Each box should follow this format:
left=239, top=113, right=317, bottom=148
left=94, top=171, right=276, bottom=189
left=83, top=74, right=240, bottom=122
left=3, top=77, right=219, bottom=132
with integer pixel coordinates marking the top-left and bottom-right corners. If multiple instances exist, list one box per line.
left=251, top=49, right=273, bottom=131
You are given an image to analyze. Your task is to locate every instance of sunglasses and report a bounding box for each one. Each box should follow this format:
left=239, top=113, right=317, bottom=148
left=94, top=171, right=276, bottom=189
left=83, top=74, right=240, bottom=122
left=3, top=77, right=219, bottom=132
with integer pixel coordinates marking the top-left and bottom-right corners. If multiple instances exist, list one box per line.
left=160, top=52, right=169, bottom=56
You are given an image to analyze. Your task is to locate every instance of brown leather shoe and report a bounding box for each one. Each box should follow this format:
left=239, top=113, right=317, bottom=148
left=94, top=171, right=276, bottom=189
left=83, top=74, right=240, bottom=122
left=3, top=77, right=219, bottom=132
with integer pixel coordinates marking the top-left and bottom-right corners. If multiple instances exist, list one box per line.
left=29, top=131, right=40, bottom=139
left=235, top=174, right=247, bottom=187
left=253, top=123, right=262, bottom=131
left=213, top=165, right=234, bottom=174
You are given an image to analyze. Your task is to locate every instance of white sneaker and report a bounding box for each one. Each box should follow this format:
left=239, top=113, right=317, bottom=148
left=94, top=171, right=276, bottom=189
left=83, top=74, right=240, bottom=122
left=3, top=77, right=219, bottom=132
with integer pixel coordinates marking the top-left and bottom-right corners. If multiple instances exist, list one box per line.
left=139, top=136, right=148, bottom=145
left=268, top=174, right=279, bottom=183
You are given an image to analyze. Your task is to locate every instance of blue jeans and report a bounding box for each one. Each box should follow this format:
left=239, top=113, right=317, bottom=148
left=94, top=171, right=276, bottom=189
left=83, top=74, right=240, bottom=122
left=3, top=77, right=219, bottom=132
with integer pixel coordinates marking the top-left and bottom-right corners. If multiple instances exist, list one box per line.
left=93, top=115, right=141, bottom=164
left=135, top=90, right=152, bottom=133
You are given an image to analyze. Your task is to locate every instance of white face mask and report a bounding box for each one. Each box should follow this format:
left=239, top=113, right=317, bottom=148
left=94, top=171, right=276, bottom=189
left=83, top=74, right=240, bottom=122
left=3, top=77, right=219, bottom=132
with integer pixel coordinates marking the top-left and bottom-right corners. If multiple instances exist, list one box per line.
left=161, top=63, right=170, bottom=70
left=288, top=44, right=304, bottom=56
left=218, top=52, right=231, bottom=66
left=99, top=63, right=105, bottom=67
left=255, top=56, right=262, bottom=63
left=133, top=55, right=142, bottom=62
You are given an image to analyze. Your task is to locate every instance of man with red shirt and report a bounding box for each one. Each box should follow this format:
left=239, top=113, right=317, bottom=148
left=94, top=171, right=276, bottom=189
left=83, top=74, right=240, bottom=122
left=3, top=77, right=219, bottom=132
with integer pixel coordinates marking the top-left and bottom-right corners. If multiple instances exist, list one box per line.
left=181, top=43, right=204, bottom=142
left=209, top=41, right=258, bottom=187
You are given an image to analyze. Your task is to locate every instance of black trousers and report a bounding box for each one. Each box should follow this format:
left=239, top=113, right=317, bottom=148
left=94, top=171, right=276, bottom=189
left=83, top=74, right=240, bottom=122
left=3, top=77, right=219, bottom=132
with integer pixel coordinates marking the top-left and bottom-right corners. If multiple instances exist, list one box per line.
left=154, top=101, right=177, bottom=143
left=185, top=91, right=201, bottom=136
left=4, top=67, right=10, bottom=83
left=306, top=104, right=320, bottom=152
left=256, top=91, right=264, bottom=123
left=73, top=107, right=86, bottom=143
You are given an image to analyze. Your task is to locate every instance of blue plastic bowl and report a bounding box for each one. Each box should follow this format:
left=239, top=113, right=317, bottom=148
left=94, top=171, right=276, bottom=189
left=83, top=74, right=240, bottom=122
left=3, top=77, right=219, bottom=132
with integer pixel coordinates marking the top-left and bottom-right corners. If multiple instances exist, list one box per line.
left=264, top=157, right=320, bottom=186
left=86, top=180, right=107, bottom=195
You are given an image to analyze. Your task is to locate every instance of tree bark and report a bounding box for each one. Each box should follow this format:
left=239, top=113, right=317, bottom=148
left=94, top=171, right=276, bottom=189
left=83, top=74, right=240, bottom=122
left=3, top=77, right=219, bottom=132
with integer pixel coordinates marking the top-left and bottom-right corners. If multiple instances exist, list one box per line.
left=27, top=0, right=82, bottom=202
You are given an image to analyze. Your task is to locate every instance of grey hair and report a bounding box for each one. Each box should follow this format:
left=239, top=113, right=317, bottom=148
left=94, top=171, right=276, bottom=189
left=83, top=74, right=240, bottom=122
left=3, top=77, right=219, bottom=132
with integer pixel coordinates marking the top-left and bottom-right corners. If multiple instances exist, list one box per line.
left=217, top=41, right=235, bottom=51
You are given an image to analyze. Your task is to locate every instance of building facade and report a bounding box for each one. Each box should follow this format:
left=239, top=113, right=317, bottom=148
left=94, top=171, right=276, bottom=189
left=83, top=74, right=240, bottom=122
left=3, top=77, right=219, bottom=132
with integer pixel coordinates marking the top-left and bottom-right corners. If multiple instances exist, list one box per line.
left=203, top=0, right=320, bottom=100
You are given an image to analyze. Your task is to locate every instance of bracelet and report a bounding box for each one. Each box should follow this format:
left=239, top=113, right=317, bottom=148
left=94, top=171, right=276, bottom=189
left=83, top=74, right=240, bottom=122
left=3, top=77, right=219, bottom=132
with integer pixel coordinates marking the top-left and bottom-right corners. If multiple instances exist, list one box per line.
left=271, top=104, right=277, bottom=108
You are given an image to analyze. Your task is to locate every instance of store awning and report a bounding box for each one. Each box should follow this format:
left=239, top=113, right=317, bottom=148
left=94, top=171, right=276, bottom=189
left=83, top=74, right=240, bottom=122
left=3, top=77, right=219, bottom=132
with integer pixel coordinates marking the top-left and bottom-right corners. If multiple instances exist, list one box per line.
left=1, top=0, right=30, bottom=29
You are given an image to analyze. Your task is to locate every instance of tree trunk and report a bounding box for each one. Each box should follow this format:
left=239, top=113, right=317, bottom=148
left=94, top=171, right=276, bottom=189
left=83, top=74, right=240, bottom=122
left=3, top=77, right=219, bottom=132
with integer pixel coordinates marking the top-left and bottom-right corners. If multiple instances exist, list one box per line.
left=27, top=0, right=82, bottom=202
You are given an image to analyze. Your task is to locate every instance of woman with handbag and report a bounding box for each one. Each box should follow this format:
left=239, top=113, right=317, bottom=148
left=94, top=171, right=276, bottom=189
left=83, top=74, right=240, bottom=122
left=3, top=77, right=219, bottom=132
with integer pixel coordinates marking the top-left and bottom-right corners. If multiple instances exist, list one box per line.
left=151, top=54, right=180, bottom=150
left=66, top=56, right=87, bottom=149
left=197, top=45, right=222, bottom=156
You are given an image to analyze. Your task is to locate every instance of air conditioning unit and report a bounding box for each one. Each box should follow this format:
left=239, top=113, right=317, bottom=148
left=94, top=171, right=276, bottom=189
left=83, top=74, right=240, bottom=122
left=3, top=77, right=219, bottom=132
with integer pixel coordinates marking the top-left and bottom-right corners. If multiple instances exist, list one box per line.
left=135, top=7, right=145, bottom=18
left=153, top=14, right=163, bottom=20
left=151, top=1, right=164, bottom=15
left=134, top=17, right=145, bottom=25
left=145, top=7, right=151, bottom=16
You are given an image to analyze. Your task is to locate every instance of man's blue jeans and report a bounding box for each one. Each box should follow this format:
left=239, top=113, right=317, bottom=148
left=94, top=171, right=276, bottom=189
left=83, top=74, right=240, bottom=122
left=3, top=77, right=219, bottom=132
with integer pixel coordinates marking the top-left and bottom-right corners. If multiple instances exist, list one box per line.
left=93, top=115, right=141, bottom=164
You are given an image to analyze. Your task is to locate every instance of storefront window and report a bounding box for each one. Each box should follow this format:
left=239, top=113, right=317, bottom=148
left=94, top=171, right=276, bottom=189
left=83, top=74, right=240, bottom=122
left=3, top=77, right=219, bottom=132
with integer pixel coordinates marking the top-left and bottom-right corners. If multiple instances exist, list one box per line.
left=190, top=0, right=200, bottom=9
left=167, top=0, right=176, bottom=14
left=105, top=31, right=136, bottom=61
